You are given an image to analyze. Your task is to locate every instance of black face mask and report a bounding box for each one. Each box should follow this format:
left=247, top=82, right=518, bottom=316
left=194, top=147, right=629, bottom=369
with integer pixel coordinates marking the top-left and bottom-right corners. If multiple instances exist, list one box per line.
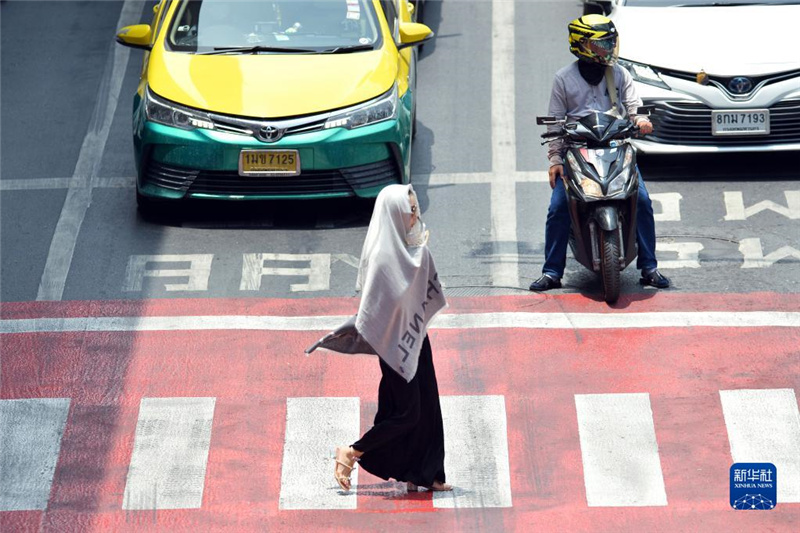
left=578, top=61, right=605, bottom=86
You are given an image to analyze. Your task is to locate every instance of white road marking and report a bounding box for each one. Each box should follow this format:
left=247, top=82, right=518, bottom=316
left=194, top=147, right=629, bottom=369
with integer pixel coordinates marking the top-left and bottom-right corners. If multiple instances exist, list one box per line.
left=0, top=398, right=71, bottom=511
left=433, top=395, right=512, bottom=508
left=36, top=0, right=145, bottom=301
left=489, top=0, right=519, bottom=288
left=123, top=254, right=214, bottom=292
left=650, top=192, right=683, bottom=222
left=656, top=242, right=704, bottom=269
left=720, top=389, right=800, bottom=503
left=739, top=238, right=800, bottom=268
left=240, top=253, right=331, bottom=292
left=575, top=393, right=668, bottom=507
left=279, top=397, right=360, bottom=510
left=724, top=191, right=800, bottom=221
left=2, top=311, right=798, bottom=335
left=123, top=397, right=216, bottom=510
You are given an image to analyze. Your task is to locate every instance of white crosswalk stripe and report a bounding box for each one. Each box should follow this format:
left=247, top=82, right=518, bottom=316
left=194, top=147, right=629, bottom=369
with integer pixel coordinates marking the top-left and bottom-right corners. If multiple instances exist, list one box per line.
left=279, top=397, right=360, bottom=510
left=123, top=397, right=216, bottom=510
left=433, top=395, right=513, bottom=508
left=575, top=393, right=668, bottom=507
left=720, top=388, right=800, bottom=503
left=0, top=398, right=71, bottom=511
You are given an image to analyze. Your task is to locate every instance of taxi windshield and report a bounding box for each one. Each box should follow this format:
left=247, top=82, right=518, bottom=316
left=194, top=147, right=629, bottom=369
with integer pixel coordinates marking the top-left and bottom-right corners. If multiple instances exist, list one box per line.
left=166, top=0, right=382, bottom=53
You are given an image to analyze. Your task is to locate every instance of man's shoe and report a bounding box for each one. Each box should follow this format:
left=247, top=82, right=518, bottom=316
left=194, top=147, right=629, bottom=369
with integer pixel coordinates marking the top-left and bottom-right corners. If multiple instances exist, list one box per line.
left=639, top=268, right=670, bottom=289
left=529, top=274, right=562, bottom=292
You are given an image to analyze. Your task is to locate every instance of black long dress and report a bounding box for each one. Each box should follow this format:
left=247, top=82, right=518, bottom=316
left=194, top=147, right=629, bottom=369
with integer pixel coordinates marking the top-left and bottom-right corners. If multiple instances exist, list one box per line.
left=351, top=335, right=446, bottom=487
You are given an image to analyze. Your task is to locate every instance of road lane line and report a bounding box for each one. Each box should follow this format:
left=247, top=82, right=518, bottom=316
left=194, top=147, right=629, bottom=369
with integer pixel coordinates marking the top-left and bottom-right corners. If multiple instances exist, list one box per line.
left=36, top=0, right=144, bottom=301
left=489, top=0, right=519, bottom=288
left=279, top=397, right=360, bottom=510
left=0, top=398, right=71, bottom=511
left=720, top=388, right=800, bottom=503
left=1, top=311, right=798, bottom=334
left=433, top=395, right=512, bottom=508
left=575, top=393, right=668, bottom=507
left=122, top=397, right=216, bottom=510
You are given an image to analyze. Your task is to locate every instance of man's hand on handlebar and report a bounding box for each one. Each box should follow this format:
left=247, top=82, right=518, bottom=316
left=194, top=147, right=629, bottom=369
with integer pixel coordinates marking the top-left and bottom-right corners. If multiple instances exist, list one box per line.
left=549, top=164, right=563, bottom=189
left=637, top=118, right=653, bottom=135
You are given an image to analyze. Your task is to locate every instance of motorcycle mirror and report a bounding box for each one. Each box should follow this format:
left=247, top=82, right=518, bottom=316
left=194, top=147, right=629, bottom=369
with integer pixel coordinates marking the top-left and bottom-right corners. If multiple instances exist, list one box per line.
left=636, top=105, right=655, bottom=116
left=536, top=116, right=558, bottom=125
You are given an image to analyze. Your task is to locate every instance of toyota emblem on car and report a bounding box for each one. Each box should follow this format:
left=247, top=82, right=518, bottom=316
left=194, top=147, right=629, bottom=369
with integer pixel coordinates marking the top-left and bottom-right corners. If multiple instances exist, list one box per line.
left=259, top=125, right=284, bottom=143
left=728, top=77, right=754, bottom=95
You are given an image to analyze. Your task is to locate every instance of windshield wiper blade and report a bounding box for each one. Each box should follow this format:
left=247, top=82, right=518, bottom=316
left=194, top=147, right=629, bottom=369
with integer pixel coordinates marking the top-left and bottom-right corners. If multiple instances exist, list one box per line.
left=673, top=2, right=773, bottom=6
left=198, top=45, right=317, bottom=55
left=320, top=44, right=376, bottom=54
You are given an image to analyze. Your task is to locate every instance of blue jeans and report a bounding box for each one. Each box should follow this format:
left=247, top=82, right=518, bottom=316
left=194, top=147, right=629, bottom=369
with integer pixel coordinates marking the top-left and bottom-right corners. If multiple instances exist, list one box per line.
left=542, top=172, right=658, bottom=278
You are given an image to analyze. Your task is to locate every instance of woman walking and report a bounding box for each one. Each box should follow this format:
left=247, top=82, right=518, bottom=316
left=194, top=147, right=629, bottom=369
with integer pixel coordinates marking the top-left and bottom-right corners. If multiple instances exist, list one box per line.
left=308, top=184, right=451, bottom=493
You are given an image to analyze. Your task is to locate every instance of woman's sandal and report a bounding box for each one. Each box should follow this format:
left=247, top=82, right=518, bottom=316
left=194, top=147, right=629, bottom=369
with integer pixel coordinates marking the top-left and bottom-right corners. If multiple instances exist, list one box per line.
left=334, top=447, right=357, bottom=491
left=407, top=480, right=452, bottom=492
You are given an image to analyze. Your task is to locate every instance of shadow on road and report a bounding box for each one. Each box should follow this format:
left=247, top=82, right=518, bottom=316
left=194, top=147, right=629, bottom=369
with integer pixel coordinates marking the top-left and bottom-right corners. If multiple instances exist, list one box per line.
left=640, top=151, right=800, bottom=181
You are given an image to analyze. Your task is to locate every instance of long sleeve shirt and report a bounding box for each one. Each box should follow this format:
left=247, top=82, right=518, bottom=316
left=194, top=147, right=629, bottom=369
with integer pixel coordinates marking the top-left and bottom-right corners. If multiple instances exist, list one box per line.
left=547, top=62, right=643, bottom=167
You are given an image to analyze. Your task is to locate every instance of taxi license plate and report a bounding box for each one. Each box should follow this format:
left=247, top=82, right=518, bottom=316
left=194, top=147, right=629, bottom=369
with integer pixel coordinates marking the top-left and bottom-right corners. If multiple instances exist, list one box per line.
left=239, top=150, right=300, bottom=176
left=711, top=109, right=770, bottom=136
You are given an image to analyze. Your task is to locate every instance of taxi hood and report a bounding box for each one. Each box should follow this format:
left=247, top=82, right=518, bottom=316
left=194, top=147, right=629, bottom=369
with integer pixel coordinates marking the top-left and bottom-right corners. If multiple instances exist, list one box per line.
left=147, top=47, right=398, bottom=118
left=615, top=5, right=800, bottom=76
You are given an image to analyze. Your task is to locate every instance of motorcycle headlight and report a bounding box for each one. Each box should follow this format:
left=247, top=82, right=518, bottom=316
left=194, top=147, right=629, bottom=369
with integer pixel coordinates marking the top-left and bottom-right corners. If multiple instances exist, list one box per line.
left=324, top=84, right=398, bottom=130
left=607, top=146, right=635, bottom=196
left=145, top=86, right=215, bottom=131
left=566, top=152, right=603, bottom=199
left=618, top=59, right=670, bottom=90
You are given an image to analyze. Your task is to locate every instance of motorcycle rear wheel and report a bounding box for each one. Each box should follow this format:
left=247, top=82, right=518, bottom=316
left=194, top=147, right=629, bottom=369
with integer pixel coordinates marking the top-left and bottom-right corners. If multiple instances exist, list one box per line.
left=601, top=229, right=621, bottom=304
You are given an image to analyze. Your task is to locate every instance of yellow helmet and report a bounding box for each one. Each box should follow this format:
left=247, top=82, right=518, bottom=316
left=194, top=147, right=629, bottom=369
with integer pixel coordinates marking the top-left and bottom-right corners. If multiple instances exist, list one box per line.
left=568, top=14, right=619, bottom=66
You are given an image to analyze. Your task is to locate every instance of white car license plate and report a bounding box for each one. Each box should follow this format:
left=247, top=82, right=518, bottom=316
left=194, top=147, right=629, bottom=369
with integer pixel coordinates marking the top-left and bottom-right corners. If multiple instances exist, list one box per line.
left=711, top=109, right=770, bottom=136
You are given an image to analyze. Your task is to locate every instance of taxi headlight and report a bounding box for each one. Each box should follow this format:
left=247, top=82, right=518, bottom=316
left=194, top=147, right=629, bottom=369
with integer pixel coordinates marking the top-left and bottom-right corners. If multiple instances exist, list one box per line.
left=324, top=84, right=398, bottom=130
left=145, top=86, right=215, bottom=131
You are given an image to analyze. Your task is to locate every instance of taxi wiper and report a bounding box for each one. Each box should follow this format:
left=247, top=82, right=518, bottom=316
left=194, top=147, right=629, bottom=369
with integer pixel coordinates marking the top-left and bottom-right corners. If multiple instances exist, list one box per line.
left=198, top=45, right=317, bottom=55
left=320, top=44, right=376, bottom=54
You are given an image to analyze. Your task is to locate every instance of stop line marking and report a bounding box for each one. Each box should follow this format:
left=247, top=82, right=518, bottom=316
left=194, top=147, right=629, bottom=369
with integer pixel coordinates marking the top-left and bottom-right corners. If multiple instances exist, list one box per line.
left=2, top=311, right=797, bottom=335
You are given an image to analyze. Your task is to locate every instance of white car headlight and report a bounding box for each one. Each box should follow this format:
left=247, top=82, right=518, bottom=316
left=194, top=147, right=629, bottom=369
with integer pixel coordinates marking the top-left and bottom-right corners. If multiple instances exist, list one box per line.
left=324, top=84, right=398, bottom=130
left=618, top=59, right=670, bottom=90
left=145, top=86, right=215, bottom=131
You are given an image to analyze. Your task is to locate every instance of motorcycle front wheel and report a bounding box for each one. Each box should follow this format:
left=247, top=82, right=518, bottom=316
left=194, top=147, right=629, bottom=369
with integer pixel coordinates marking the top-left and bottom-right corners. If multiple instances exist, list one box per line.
left=600, top=229, right=621, bottom=304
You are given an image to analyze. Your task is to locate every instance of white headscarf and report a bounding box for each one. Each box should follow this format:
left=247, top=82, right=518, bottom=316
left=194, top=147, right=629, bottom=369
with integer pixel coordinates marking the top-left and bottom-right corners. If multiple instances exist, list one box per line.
left=354, top=184, right=447, bottom=382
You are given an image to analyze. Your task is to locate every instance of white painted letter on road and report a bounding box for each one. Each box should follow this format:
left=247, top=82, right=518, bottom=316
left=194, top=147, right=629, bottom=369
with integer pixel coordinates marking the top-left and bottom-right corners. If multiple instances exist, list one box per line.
left=650, top=193, right=683, bottom=222
left=656, top=241, right=704, bottom=269
left=724, top=191, right=800, bottom=221
left=739, top=238, right=800, bottom=268
left=240, top=253, right=331, bottom=292
left=123, top=254, right=213, bottom=292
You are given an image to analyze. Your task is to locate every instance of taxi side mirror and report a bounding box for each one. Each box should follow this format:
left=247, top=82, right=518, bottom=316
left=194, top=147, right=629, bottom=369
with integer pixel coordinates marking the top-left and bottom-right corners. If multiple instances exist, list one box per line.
left=116, top=24, right=152, bottom=51
left=397, top=22, right=434, bottom=50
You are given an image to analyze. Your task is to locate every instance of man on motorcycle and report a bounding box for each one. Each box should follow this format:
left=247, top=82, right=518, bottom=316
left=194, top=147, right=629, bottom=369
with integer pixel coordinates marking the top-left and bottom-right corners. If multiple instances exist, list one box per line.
left=529, top=14, right=671, bottom=292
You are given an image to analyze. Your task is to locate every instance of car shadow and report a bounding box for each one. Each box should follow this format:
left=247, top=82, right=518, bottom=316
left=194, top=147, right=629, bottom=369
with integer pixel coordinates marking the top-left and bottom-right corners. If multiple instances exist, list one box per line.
left=639, top=151, right=800, bottom=181
left=136, top=196, right=376, bottom=230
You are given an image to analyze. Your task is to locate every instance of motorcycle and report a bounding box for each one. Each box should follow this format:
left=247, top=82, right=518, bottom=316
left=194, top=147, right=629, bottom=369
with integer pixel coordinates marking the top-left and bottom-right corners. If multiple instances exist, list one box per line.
left=537, top=108, right=651, bottom=304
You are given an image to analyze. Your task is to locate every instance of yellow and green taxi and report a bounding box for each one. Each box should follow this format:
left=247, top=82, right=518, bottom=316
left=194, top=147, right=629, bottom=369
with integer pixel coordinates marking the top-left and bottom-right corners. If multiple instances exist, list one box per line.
left=116, top=0, right=432, bottom=206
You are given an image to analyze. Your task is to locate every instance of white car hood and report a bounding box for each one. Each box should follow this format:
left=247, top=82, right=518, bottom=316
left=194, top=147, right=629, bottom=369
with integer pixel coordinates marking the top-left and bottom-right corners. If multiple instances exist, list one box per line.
left=614, top=5, right=800, bottom=76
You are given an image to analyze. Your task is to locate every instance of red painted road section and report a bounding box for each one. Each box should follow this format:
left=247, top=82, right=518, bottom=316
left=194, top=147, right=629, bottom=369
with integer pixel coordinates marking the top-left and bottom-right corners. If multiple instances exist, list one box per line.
left=2, top=293, right=799, bottom=532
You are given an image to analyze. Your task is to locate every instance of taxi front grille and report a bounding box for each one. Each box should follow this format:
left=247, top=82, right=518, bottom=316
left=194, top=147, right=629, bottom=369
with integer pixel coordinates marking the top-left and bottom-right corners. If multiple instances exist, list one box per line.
left=143, top=159, right=400, bottom=197
left=647, top=99, right=800, bottom=146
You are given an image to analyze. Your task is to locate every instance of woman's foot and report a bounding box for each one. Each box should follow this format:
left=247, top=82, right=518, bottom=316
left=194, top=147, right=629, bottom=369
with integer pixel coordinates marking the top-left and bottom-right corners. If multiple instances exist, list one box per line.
left=334, top=446, right=357, bottom=491
left=406, top=480, right=452, bottom=492
left=429, top=480, right=453, bottom=492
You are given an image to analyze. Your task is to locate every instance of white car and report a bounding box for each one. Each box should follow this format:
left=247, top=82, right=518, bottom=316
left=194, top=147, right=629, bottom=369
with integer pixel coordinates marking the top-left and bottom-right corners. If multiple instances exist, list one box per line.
left=584, top=0, right=800, bottom=154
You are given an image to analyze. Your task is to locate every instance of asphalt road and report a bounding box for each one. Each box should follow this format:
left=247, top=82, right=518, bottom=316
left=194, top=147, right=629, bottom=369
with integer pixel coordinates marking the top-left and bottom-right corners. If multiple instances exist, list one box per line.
left=1, top=0, right=798, bottom=303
